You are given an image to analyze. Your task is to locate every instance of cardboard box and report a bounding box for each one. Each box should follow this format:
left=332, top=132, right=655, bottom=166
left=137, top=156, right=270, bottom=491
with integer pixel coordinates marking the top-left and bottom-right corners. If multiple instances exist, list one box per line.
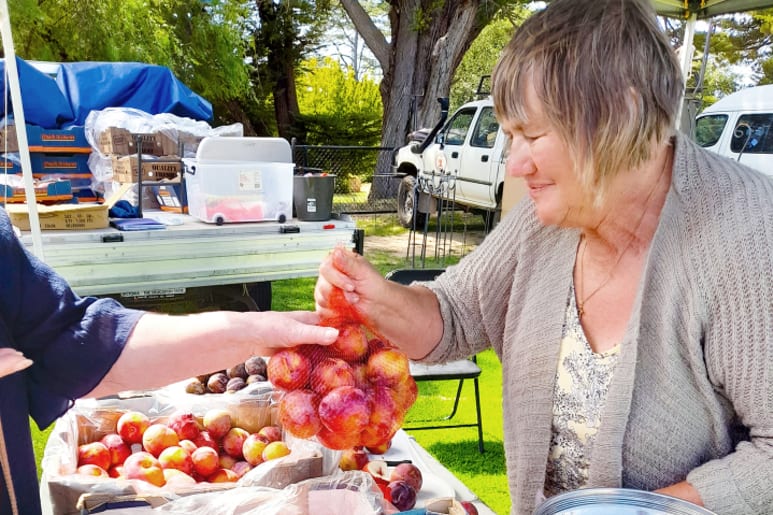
left=111, top=155, right=182, bottom=183
left=5, top=202, right=108, bottom=230
left=99, top=129, right=179, bottom=157
left=97, top=127, right=132, bottom=155
left=41, top=396, right=325, bottom=515
left=0, top=179, right=73, bottom=204
left=0, top=125, right=90, bottom=153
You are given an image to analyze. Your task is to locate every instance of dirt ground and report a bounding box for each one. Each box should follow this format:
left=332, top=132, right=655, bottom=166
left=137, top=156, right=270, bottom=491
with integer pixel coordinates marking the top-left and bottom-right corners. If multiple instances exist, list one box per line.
left=361, top=226, right=487, bottom=262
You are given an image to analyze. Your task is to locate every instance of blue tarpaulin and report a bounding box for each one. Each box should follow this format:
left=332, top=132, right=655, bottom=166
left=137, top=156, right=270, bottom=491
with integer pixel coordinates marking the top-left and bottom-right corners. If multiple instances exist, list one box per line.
left=0, top=58, right=213, bottom=128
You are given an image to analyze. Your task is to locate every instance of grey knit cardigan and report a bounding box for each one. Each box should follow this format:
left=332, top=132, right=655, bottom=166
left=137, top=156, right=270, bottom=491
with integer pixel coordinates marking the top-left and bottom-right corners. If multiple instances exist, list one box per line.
left=422, top=133, right=773, bottom=515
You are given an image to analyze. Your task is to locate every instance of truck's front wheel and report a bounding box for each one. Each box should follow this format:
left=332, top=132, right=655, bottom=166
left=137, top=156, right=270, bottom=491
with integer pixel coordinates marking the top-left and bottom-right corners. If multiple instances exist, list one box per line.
left=397, top=175, right=427, bottom=229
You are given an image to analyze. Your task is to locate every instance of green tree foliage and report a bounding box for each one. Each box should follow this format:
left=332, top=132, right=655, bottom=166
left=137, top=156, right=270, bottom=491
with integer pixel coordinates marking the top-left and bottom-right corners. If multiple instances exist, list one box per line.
left=5, top=0, right=251, bottom=124
left=450, top=5, right=533, bottom=110
left=296, top=57, right=382, bottom=190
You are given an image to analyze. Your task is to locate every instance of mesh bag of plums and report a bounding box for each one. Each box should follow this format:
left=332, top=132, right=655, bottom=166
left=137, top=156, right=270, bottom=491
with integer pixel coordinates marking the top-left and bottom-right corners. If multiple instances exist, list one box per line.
left=268, top=288, right=418, bottom=453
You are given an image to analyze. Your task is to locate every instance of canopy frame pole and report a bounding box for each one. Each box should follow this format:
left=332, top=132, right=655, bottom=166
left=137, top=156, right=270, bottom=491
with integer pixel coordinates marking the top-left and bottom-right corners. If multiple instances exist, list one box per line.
left=0, top=0, right=45, bottom=259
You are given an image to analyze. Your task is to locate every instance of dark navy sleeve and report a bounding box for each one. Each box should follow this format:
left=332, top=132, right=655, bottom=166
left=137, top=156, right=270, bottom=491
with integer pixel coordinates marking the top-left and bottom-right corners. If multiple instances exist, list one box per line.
left=0, top=208, right=144, bottom=428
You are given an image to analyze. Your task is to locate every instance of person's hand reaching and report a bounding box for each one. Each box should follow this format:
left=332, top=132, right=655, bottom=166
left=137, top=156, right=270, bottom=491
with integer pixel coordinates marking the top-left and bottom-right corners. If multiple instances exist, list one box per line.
left=0, top=348, right=33, bottom=378
left=314, top=246, right=388, bottom=323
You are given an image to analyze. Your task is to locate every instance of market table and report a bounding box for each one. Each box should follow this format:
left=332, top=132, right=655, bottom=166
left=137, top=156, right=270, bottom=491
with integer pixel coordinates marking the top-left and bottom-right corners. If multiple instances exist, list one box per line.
left=41, top=429, right=496, bottom=514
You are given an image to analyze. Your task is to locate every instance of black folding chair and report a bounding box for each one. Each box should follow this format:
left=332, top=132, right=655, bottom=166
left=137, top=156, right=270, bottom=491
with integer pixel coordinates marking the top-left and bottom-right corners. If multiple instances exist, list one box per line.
left=385, top=268, right=485, bottom=453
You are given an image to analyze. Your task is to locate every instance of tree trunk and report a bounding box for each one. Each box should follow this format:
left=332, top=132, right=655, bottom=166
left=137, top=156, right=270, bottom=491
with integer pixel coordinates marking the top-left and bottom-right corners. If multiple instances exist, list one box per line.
left=343, top=0, right=504, bottom=200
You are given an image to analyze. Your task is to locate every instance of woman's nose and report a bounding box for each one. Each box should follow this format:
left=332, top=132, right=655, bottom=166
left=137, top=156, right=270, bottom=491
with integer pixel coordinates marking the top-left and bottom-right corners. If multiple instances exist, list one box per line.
left=505, top=140, right=534, bottom=178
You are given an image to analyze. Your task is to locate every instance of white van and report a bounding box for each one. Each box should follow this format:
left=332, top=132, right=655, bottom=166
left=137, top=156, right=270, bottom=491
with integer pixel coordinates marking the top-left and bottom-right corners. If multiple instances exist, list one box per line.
left=694, top=85, right=773, bottom=176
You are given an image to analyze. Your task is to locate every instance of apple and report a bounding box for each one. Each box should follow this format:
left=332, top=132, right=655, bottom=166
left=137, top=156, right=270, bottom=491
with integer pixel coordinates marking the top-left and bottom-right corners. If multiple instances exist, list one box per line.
left=366, top=349, right=411, bottom=387
left=202, top=409, right=232, bottom=440
left=267, top=348, right=312, bottom=390
left=391, top=378, right=419, bottom=412
left=362, top=460, right=391, bottom=501
left=166, top=411, right=201, bottom=441
left=208, top=468, right=239, bottom=483
left=193, top=430, right=218, bottom=450
left=318, top=386, right=370, bottom=435
left=77, top=464, right=108, bottom=478
left=329, top=323, right=369, bottom=361
left=219, top=452, right=238, bottom=470
left=123, top=451, right=165, bottom=487
left=316, top=425, right=361, bottom=451
left=339, top=448, right=369, bottom=471
left=191, top=446, right=219, bottom=477
left=365, top=439, right=392, bottom=455
left=390, top=462, right=423, bottom=492
left=107, top=465, right=125, bottom=479
left=178, top=439, right=198, bottom=454
left=388, top=480, right=417, bottom=511
left=309, top=357, right=356, bottom=395
left=99, top=434, right=132, bottom=467
left=142, top=424, right=179, bottom=457
left=162, top=468, right=197, bottom=487
left=242, top=433, right=268, bottom=466
left=257, top=425, right=282, bottom=443
left=231, top=460, right=252, bottom=478
left=116, top=411, right=150, bottom=445
left=222, top=427, right=250, bottom=459
left=262, top=440, right=291, bottom=461
left=278, top=389, right=322, bottom=439
left=77, top=442, right=111, bottom=471
left=360, top=386, right=401, bottom=449
left=158, top=445, right=194, bottom=475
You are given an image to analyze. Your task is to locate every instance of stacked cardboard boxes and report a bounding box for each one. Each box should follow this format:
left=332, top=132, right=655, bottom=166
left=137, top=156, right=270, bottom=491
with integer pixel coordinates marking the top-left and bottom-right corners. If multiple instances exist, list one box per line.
left=0, top=124, right=98, bottom=204
left=98, top=128, right=186, bottom=212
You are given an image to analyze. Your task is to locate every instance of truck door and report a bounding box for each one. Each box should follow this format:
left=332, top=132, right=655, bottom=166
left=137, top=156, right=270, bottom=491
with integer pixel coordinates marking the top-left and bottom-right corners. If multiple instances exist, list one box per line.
left=439, top=107, right=477, bottom=200
left=456, top=106, right=501, bottom=209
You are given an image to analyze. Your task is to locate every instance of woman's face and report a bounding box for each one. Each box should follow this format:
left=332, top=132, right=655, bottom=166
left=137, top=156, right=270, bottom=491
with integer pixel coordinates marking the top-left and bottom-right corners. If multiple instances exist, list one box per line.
left=501, top=83, right=587, bottom=227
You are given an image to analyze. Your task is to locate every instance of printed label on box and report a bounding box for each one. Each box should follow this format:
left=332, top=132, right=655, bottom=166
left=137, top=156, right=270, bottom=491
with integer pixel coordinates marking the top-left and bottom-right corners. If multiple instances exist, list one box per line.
left=239, top=169, right=263, bottom=192
left=306, top=198, right=318, bottom=213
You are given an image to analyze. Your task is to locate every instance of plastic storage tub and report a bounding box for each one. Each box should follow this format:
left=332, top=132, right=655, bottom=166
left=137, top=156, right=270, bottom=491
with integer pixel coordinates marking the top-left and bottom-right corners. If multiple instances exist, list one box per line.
left=184, top=137, right=294, bottom=224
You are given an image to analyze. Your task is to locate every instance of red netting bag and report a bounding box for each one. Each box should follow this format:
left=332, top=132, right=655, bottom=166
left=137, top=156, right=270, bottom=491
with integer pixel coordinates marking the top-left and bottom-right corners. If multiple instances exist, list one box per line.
left=268, top=289, right=418, bottom=451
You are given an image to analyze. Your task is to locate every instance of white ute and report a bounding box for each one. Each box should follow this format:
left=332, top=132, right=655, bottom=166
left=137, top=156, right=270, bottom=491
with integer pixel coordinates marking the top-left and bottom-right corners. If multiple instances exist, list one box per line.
left=392, top=96, right=506, bottom=228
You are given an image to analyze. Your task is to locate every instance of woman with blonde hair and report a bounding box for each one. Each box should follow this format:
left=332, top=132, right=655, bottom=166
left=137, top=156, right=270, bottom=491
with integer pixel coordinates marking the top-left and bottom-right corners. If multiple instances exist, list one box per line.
left=315, top=0, right=773, bottom=513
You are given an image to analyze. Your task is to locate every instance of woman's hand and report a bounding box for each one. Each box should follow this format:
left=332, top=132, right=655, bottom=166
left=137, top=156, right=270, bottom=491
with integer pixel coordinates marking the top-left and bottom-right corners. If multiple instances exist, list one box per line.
left=654, top=481, right=704, bottom=506
left=314, top=246, right=388, bottom=321
left=0, top=348, right=33, bottom=378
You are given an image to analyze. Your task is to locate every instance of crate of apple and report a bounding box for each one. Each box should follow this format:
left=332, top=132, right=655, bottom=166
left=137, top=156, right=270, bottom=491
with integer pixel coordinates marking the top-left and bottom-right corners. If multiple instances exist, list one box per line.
left=73, top=408, right=290, bottom=488
left=268, top=320, right=418, bottom=452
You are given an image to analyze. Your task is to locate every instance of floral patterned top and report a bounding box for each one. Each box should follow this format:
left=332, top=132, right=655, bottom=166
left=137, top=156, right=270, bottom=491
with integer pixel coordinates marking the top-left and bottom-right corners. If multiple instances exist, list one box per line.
left=543, top=282, right=621, bottom=498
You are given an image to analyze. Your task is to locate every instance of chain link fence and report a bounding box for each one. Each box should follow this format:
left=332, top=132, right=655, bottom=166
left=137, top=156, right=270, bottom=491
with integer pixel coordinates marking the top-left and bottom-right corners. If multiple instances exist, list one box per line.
left=292, top=144, right=400, bottom=214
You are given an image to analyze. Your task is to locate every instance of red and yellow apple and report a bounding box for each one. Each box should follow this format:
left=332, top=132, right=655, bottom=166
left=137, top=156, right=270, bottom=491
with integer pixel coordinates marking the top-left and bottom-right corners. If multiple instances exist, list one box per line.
left=123, top=451, right=166, bottom=487
left=142, top=424, right=179, bottom=457
left=278, top=389, right=322, bottom=439
left=116, top=411, right=151, bottom=445
left=267, top=348, right=312, bottom=390
left=77, top=442, right=111, bottom=471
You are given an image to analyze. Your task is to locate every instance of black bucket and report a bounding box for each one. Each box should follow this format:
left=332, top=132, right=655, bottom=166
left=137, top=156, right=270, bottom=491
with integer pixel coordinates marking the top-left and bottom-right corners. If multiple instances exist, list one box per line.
left=293, top=174, right=336, bottom=221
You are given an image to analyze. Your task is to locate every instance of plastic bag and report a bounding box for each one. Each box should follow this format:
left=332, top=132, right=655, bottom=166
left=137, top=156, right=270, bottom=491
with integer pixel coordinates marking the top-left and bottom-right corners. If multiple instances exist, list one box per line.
left=156, top=471, right=385, bottom=515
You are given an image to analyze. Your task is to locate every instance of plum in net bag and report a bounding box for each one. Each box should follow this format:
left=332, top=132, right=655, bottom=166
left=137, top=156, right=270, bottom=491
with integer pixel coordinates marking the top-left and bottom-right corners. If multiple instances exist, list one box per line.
left=268, top=288, right=418, bottom=450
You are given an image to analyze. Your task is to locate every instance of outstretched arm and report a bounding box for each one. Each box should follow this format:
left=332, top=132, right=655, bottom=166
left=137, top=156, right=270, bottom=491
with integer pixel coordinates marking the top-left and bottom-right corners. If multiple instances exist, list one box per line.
left=89, top=310, right=338, bottom=398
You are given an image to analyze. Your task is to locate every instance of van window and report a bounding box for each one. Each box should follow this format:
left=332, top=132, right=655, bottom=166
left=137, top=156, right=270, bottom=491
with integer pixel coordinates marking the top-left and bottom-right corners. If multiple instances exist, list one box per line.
left=694, top=114, right=727, bottom=147
left=730, top=114, right=773, bottom=154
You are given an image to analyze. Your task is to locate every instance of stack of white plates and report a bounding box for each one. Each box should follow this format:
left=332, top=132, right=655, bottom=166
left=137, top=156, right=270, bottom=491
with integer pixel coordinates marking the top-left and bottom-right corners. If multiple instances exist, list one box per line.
left=534, top=488, right=717, bottom=515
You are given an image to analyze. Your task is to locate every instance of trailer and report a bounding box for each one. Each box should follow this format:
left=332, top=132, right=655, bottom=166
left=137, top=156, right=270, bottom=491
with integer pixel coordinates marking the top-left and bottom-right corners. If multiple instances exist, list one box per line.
left=15, top=214, right=363, bottom=312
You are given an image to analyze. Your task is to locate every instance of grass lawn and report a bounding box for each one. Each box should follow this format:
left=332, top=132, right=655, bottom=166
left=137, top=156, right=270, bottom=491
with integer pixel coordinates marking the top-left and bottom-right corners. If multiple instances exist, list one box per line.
left=30, top=215, right=510, bottom=514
